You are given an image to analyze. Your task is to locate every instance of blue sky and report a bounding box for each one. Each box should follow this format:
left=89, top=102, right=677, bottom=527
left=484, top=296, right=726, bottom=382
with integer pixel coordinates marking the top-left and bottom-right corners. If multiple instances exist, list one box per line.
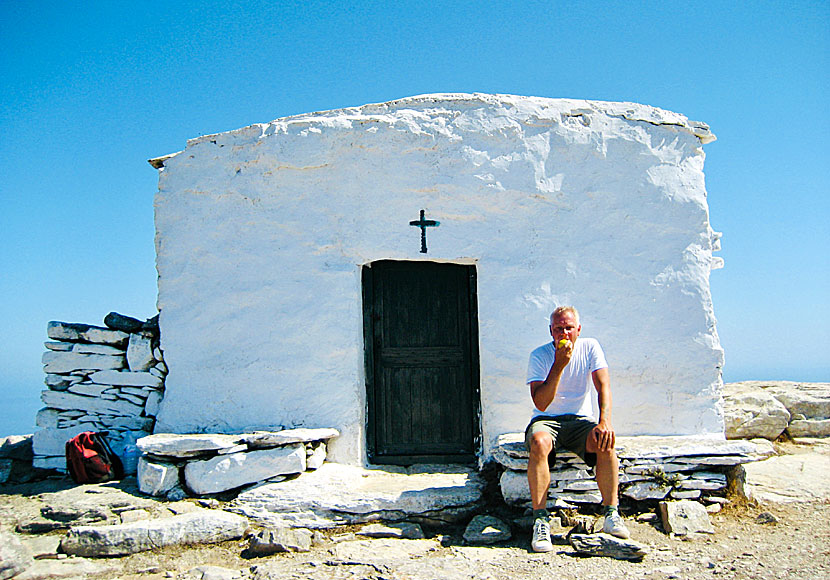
left=1, top=1, right=827, bottom=436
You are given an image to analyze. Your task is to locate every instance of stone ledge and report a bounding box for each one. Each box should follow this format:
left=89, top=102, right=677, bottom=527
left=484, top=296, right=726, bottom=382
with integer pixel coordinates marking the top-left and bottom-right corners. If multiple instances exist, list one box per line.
left=494, top=433, right=774, bottom=507
left=136, top=429, right=340, bottom=498
left=228, top=462, right=486, bottom=529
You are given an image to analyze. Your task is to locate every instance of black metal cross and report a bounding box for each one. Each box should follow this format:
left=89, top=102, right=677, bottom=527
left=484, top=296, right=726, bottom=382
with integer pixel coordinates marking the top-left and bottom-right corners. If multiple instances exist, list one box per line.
left=409, top=209, right=440, bottom=254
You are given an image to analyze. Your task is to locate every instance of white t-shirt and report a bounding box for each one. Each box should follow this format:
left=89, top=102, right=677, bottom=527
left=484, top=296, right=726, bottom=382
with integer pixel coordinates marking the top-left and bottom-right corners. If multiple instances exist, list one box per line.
left=526, top=337, right=608, bottom=420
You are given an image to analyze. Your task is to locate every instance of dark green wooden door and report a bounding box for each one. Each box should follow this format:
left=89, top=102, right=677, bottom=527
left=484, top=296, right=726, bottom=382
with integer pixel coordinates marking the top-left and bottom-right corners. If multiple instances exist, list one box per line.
left=363, top=260, right=480, bottom=464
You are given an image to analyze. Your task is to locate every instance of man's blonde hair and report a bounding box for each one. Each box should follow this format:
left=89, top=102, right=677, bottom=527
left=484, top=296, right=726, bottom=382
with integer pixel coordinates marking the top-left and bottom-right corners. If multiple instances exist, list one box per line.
left=550, top=306, right=580, bottom=325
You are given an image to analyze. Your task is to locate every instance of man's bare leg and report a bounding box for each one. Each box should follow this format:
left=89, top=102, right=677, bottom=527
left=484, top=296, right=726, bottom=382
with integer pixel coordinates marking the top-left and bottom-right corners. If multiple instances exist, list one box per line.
left=588, top=444, right=629, bottom=538
left=527, top=431, right=553, bottom=510
left=592, top=448, right=620, bottom=506
left=527, top=430, right=555, bottom=552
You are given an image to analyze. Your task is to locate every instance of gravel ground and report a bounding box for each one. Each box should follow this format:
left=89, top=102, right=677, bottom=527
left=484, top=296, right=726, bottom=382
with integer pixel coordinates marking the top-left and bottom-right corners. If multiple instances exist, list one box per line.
left=2, top=440, right=828, bottom=580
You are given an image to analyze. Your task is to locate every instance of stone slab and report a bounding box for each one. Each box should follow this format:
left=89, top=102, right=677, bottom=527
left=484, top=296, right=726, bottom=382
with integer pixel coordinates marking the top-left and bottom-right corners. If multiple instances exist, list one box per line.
left=569, top=533, right=648, bottom=561
left=127, top=333, right=156, bottom=372
left=184, top=444, right=307, bottom=495
left=32, top=423, right=99, bottom=457
left=60, top=509, right=248, bottom=557
left=45, top=342, right=125, bottom=355
left=42, top=351, right=126, bottom=374
left=88, top=370, right=163, bottom=388
left=789, top=418, right=830, bottom=437
left=41, top=390, right=144, bottom=417
left=743, top=447, right=830, bottom=502
left=137, top=433, right=243, bottom=458
left=462, top=515, right=511, bottom=544
left=47, top=321, right=129, bottom=346
left=658, top=499, right=714, bottom=534
left=229, top=462, right=485, bottom=528
left=137, top=457, right=181, bottom=496
left=240, top=428, right=340, bottom=448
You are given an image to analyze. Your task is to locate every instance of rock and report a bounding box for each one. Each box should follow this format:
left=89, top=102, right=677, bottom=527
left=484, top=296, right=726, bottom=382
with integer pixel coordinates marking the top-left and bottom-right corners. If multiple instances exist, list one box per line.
left=306, top=442, right=326, bottom=470
left=32, top=423, right=99, bottom=457
left=552, top=491, right=603, bottom=504
left=16, top=520, right=67, bottom=534
left=240, top=428, right=340, bottom=448
left=87, top=370, right=163, bottom=388
left=357, top=522, right=425, bottom=539
left=47, top=321, right=129, bottom=346
left=462, top=515, right=512, bottom=544
left=724, top=381, right=830, bottom=439
left=181, top=565, right=241, bottom=580
left=766, top=382, right=830, bottom=418
left=0, top=530, right=30, bottom=580
left=46, top=342, right=125, bottom=355
left=104, top=312, right=146, bottom=334
left=676, top=478, right=726, bottom=491
left=622, top=481, right=671, bottom=501
left=245, top=528, right=314, bottom=555
left=40, top=391, right=144, bottom=417
left=184, top=445, right=306, bottom=495
left=561, top=479, right=599, bottom=491
left=119, top=509, right=150, bottom=523
left=142, top=314, right=160, bottom=334
left=66, top=383, right=111, bottom=397
left=43, top=375, right=75, bottom=390
left=144, top=391, right=163, bottom=417
left=41, top=503, right=110, bottom=525
left=127, top=333, right=156, bottom=372
left=137, top=457, right=181, bottom=496
left=167, top=486, right=188, bottom=501
left=743, top=451, right=830, bottom=502
left=789, top=418, right=830, bottom=437
left=32, top=456, right=65, bottom=470
left=136, top=433, right=243, bottom=458
left=35, top=409, right=60, bottom=429
left=670, top=489, right=702, bottom=500
left=60, top=509, right=248, bottom=557
left=0, top=435, right=33, bottom=461
left=42, top=351, right=126, bottom=374
left=723, top=386, right=791, bottom=439
left=229, top=463, right=485, bottom=528
left=568, top=533, right=648, bottom=561
left=0, top=460, right=12, bottom=483
left=658, top=500, right=715, bottom=535
left=756, top=511, right=779, bottom=524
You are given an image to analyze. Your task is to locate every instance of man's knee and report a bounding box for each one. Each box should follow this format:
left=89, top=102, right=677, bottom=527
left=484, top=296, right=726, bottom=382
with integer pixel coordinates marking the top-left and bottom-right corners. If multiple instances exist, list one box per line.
left=529, top=431, right=553, bottom=456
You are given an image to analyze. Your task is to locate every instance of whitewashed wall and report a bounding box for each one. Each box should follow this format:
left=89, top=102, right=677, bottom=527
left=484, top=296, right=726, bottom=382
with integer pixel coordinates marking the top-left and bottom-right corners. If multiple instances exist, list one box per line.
left=152, top=93, right=724, bottom=465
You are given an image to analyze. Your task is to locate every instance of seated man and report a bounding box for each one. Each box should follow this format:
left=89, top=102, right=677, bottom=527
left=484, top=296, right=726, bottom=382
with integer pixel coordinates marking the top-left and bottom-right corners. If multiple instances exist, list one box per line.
left=525, top=306, right=629, bottom=552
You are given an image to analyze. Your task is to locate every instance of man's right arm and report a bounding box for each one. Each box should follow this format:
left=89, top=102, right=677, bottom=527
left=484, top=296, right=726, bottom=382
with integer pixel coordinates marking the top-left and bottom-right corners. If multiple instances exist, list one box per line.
left=529, top=344, right=572, bottom=411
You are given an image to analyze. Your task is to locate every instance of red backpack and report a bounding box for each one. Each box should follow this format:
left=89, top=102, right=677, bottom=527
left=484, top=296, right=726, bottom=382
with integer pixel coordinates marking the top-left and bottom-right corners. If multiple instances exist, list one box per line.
left=65, top=431, right=124, bottom=484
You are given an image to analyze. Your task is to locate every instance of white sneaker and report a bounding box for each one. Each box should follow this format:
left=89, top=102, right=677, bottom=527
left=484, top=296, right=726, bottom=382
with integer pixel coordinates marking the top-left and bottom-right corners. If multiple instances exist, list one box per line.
left=531, top=517, right=553, bottom=552
left=602, top=510, right=630, bottom=539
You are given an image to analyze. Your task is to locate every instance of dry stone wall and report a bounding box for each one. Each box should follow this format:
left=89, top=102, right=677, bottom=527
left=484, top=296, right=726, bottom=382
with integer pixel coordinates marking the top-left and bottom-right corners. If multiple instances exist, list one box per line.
left=34, top=314, right=167, bottom=471
left=495, top=433, right=774, bottom=508
left=136, top=428, right=338, bottom=499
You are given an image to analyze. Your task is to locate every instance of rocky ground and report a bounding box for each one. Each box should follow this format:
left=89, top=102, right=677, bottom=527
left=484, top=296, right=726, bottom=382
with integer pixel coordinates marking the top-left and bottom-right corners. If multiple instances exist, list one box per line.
left=2, top=439, right=829, bottom=580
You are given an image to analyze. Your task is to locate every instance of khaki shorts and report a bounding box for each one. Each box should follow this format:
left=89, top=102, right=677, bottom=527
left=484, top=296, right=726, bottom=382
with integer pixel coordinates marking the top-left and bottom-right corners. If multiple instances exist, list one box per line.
left=524, top=414, right=598, bottom=468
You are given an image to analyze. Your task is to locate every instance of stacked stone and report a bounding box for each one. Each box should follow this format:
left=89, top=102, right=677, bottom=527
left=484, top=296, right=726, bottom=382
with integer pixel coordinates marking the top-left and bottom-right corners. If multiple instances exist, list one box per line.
left=33, top=314, right=167, bottom=471
left=136, top=428, right=339, bottom=499
left=496, top=433, right=774, bottom=508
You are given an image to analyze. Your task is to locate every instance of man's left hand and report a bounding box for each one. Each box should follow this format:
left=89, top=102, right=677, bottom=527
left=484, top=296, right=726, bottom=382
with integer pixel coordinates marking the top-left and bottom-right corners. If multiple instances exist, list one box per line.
left=590, top=422, right=615, bottom=452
